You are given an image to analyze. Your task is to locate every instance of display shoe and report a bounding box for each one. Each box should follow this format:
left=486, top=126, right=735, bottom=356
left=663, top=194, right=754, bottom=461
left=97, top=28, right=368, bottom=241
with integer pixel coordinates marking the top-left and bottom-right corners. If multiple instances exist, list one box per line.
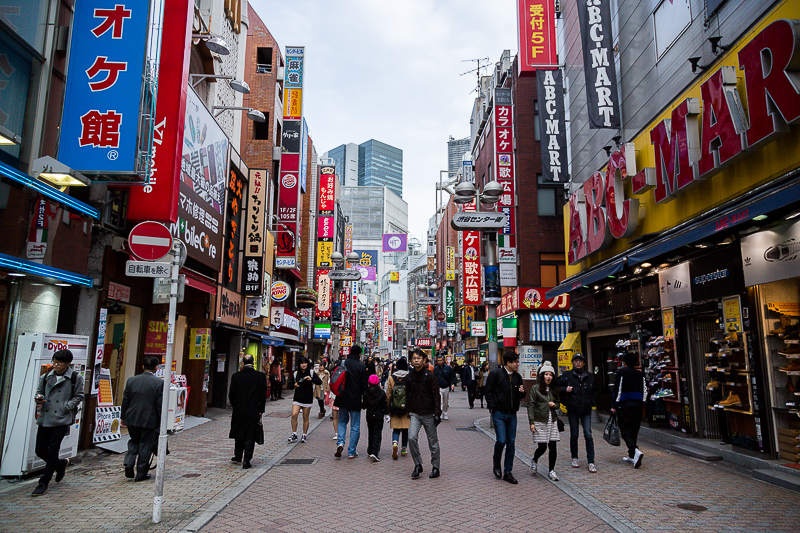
left=706, top=380, right=720, bottom=391
left=717, top=392, right=742, bottom=407
left=778, top=346, right=800, bottom=357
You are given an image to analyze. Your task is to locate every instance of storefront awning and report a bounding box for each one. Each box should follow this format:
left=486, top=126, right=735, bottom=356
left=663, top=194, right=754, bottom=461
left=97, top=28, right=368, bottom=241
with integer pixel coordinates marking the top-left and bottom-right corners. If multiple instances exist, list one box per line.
left=529, top=312, right=570, bottom=343
left=546, top=259, right=625, bottom=299
left=248, top=332, right=284, bottom=347
left=558, top=331, right=581, bottom=352
left=0, top=252, right=94, bottom=287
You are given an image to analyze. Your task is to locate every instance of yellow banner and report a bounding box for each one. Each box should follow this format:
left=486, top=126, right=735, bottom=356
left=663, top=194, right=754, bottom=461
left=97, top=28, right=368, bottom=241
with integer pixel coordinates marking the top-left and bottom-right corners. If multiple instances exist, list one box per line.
left=283, top=88, right=303, bottom=119
left=189, top=328, right=211, bottom=360
left=317, top=241, right=333, bottom=266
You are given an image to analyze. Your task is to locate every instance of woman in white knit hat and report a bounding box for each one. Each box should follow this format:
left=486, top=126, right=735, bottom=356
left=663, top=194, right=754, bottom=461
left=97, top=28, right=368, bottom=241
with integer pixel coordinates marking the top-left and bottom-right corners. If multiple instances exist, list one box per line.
left=527, top=361, right=562, bottom=481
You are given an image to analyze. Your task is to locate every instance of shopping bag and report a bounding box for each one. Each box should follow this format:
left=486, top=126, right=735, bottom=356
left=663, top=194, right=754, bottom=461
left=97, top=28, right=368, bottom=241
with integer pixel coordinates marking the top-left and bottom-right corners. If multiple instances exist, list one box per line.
left=255, top=421, right=265, bottom=445
left=603, top=414, right=621, bottom=446
left=556, top=418, right=565, bottom=432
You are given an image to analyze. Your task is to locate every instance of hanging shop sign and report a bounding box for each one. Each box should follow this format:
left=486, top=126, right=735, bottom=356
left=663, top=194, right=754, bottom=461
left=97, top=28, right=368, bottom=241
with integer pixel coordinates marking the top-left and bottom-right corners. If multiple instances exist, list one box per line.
left=658, top=261, right=692, bottom=308
left=740, top=218, right=800, bottom=288
left=382, top=233, right=408, bottom=252
left=222, top=165, right=244, bottom=290
left=537, top=69, right=569, bottom=183
left=576, top=0, right=620, bottom=129
left=244, top=169, right=268, bottom=296
left=516, top=0, right=558, bottom=74
left=722, top=295, right=743, bottom=333
left=461, top=203, right=482, bottom=306
left=690, top=250, right=745, bottom=300
left=271, top=281, right=291, bottom=302
left=315, top=269, right=331, bottom=318
left=217, top=287, right=242, bottom=326
left=497, top=287, right=570, bottom=316
left=494, top=87, right=516, bottom=250
left=57, top=0, right=150, bottom=173
left=568, top=14, right=800, bottom=268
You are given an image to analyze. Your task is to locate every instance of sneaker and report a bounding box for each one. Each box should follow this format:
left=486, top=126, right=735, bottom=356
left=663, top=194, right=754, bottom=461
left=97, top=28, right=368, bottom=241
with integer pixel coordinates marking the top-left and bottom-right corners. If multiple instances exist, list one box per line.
left=622, top=456, right=633, bottom=463
left=347, top=453, right=358, bottom=459
left=548, top=470, right=559, bottom=481
left=369, top=453, right=380, bottom=462
left=588, top=463, right=598, bottom=473
left=442, top=412, right=449, bottom=420
left=288, top=433, right=298, bottom=443
left=335, top=444, right=343, bottom=458
left=300, top=434, right=307, bottom=443
left=529, top=462, right=537, bottom=475
left=331, top=433, right=338, bottom=440
left=401, top=447, right=408, bottom=456
left=392, top=442, right=399, bottom=460
left=633, top=448, right=643, bottom=469
left=571, top=458, right=580, bottom=468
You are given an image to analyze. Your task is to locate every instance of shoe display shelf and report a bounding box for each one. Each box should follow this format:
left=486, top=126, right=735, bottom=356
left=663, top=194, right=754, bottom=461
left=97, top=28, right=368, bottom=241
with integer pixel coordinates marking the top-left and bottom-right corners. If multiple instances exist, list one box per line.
left=645, top=336, right=679, bottom=404
left=704, top=331, right=753, bottom=415
left=764, top=307, right=800, bottom=461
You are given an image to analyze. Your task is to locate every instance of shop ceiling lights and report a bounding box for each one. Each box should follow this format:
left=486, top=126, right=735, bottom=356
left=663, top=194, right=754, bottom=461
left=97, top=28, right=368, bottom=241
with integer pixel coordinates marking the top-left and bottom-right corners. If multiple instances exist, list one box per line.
left=752, top=214, right=768, bottom=221
left=31, top=155, right=91, bottom=188
left=0, top=160, right=99, bottom=219
left=0, top=124, right=20, bottom=145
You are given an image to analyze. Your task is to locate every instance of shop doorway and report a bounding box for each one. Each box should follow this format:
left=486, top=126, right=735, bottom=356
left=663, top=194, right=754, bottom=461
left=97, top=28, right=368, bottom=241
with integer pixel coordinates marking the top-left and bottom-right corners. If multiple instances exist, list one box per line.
left=685, top=316, right=720, bottom=439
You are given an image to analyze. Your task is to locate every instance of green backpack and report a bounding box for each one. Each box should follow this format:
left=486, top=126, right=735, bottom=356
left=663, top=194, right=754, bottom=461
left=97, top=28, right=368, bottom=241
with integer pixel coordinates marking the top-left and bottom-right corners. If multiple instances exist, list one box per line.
left=390, top=376, right=408, bottom=415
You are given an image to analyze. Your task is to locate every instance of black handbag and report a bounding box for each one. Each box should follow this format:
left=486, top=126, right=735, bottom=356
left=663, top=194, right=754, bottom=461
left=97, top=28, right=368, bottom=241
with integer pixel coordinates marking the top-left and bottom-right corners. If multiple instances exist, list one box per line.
left=255, top=421, right=265, bottom=445
left=603, top=414, right=621, bottom=446
left=552, top=408, right=565, bottom=432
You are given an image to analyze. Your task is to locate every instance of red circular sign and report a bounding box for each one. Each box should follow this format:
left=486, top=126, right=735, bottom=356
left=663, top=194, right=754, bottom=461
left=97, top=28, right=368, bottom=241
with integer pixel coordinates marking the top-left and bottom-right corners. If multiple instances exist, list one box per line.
left=128, top=221, right=173, bottom=261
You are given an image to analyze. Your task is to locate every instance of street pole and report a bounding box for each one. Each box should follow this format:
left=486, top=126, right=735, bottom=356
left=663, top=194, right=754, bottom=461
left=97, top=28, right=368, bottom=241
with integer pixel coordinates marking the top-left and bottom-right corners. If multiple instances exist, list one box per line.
left=485, top=232, right=499, bottom=369
left=152, top=241, right=181, bottom=523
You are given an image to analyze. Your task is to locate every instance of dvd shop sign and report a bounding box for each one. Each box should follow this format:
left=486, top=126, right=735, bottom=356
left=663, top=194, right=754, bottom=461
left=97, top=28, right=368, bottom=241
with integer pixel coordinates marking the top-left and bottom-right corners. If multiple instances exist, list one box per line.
left=568, top=19, right=800, bottom=265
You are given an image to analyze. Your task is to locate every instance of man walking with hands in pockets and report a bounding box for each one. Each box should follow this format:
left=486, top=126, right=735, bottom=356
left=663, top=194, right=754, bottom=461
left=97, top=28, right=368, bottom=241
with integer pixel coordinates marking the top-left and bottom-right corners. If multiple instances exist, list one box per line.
left=484, top=350, right=525, bottom=484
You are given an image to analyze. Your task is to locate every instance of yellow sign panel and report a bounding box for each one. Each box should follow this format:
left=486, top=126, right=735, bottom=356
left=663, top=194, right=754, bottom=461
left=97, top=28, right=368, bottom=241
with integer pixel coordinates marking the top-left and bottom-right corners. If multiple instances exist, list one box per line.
left=446, top=270, right=455, bottom=281
left=283, top=88, right=303, bottom=119
left=317, top=241, right=333, bottom=267
left=189, top=328, right=211, bottom=360
left=661, top=308, right=675, bottom=339
left=446, top=246, right=455, bottom=271
left=427, top=256, right=435, bottom=271
left=722, top=296, right=742, bottom=333
left=389, top=271, right=400, bottom=282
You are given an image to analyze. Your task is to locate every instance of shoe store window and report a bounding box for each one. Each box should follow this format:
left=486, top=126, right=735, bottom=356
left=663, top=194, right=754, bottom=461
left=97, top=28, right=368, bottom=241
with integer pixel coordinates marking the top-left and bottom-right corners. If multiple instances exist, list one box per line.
left=754, top=277, right=800, bottom=462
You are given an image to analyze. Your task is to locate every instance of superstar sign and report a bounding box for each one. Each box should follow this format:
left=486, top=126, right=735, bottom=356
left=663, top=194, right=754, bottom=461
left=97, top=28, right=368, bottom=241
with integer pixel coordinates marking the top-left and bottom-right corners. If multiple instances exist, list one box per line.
left=58, top=1, right=149, bottom=173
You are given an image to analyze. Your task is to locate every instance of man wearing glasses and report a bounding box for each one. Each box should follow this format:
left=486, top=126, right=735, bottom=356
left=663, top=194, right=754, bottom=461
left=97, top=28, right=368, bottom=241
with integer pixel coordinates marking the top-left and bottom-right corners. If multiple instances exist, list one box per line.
left=32, top=349, right=84, bottom=496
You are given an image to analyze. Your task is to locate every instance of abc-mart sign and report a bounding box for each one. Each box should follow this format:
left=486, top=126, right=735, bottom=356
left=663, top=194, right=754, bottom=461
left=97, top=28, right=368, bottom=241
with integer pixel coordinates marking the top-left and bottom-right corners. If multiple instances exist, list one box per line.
left=568, top=18, right=800, bottom=265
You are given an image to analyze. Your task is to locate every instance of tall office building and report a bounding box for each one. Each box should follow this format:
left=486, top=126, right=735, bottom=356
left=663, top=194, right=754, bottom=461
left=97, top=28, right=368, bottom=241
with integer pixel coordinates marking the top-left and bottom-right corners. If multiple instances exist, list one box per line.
left=358, top=139, right=403, bottom=198
left=447, top=136, right=470, bottom=178
left=324, top=143, right=359, bottom=186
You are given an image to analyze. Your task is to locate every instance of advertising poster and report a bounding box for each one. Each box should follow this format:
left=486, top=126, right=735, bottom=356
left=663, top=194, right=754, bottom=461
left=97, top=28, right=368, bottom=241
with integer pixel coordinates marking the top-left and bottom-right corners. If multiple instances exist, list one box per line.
left=93, top=406, right=121, bottom=443
left=722, top=295, right=743, bottom=333
left=519, top=345, right=544, bottom=379
left=189, top=328, right=211, bottom=360
left=144, top=320, right=167, bottom=355
left=96, top=368, right=114, bottom=406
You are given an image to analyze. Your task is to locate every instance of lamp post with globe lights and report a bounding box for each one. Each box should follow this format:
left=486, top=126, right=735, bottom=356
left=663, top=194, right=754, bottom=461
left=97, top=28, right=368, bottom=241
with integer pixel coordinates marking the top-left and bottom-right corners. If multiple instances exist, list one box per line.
left=329, top=250, right=361, bottom=360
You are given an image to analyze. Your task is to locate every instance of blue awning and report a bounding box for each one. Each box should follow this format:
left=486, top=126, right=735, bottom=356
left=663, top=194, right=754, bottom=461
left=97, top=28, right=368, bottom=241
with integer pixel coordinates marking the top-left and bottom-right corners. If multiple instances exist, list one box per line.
left=529, top=312, right=570, bottom=343
left=546, top=258, right=625, bottom=299
left=247, top=331, right=285, bottom=346
left=0, top=252, right=94, bottom=287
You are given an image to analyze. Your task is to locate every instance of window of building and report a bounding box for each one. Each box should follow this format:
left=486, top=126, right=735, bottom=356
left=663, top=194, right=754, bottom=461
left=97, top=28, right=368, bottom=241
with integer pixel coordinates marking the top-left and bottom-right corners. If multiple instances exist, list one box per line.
left=537, top=187, right=557, bottom=216
left=540, top=252, right=566, bottom=287
left=533, top=99, right=540, bottom=141
left=256, top=47, right=273, bottom=73
left=253, top=112, right=269, bottom=139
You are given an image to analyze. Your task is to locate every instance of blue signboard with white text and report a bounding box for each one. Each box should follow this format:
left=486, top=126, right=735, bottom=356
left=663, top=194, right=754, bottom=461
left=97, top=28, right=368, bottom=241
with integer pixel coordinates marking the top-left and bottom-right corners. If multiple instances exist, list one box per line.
left=57, top=0, right=149, bottom=173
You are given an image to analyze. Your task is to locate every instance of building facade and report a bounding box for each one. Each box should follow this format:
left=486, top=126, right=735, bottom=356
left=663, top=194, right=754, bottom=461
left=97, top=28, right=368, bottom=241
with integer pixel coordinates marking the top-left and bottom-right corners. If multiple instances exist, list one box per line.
left=357, top=139, right=403, bottom=198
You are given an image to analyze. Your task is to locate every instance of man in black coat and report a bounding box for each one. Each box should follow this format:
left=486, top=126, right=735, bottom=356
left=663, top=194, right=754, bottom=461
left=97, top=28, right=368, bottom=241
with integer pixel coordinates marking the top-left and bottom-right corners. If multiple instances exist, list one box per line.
left=334, top=345, right=367, bottom=459
left=461, top=357, right=478, bottom=409
left=121, top=356, right=163, bottom=481
left=484, top=351, right=525, bottom=484
left=229, top=354, right=267, bottom=469
left=556, top=353, right=598, bottom=472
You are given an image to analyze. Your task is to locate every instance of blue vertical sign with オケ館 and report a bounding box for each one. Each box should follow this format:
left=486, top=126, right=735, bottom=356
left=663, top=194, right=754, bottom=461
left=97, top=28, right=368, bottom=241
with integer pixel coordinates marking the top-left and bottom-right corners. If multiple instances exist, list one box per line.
left=57, top=1, right=149, bottom=173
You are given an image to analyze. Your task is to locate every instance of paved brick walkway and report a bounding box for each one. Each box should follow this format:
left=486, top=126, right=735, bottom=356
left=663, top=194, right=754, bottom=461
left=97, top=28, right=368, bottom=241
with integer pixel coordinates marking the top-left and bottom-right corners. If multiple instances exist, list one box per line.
left=1, top=390, right=799, bottom=532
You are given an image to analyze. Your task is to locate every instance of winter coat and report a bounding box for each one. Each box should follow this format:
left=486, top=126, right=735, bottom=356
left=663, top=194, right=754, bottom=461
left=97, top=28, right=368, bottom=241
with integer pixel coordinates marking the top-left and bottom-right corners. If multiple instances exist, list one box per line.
left=293, top=367, right=322, bottom=404
left=314, top=368, right=330, bottom=399
left=406, top=366, right=441, bottom=417
left=555, top=368, right=596, bottom=416
left=333, top=353, right=367, bottom=411
left=527, top=385, right=561, bottom=424
left=121, top=371, right=162, bottom=429
left=36, top=367, right=84, bottom=427
left=433, top=363, right=456, bottom=389
left=613, top=366, right=647, bottom=407
left=229, top=366, right=267, bottom=440
left=363, top=384, right=388, bottom=420
left=385, top=370, right=411, bottom=429
left=484, top=366, right=524, bottom=414
left=461, top=364, right=477, bottom=387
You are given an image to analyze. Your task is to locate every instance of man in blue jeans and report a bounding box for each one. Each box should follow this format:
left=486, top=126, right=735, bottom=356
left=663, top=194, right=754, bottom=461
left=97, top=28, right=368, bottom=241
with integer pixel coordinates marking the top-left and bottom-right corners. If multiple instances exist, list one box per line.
left=556, top=353, right=598, bottom=473
left=333, top=345, right=367, bottom=459
left=484, top=351, right=525, bottom=484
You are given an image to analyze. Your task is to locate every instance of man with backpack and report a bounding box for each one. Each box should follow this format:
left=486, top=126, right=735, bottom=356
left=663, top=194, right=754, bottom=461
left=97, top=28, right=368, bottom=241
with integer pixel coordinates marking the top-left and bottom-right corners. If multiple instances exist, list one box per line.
left=385, top=357, right=411, bottom=459
left=407, top=349, right=442, bottom=479
left=333, top=345, right=367, bottom=459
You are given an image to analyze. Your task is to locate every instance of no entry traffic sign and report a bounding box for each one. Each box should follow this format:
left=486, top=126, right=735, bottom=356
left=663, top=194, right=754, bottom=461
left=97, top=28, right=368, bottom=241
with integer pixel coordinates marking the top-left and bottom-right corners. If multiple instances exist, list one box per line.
left=128, top=221, right=173, bottom=261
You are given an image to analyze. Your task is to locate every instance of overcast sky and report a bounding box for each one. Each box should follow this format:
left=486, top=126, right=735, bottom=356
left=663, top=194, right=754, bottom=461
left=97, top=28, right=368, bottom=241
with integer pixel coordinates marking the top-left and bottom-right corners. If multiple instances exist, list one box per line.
left=250, top=0, right=517, bottom=242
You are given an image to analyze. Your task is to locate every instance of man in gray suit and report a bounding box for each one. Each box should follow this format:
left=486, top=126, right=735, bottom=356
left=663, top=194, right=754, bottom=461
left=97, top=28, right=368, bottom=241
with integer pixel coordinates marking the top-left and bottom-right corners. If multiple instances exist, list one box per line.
left=121, top=356, right=163, bottom=481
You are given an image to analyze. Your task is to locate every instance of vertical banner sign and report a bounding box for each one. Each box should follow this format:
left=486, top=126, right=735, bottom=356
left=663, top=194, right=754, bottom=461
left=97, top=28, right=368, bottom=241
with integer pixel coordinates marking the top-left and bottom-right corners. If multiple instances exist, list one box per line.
left=173, top=88, right=228, bottom=269
left=517, top=0, right=558, bottom=74
left=577, top=0, right=620, bottom=129
left=223, top=166, right=245, bottom=290
left=315, top=164, right=335, bottom=319
left=351, top=281, right=358, bottom=338
left=446, top=246, right=456, bottom=280
left=91, top=307, right=108, bottom=395
left=382, top=308, right=389, bottom=342
left=244, top=169, right=267, bottom=295
left=127, top=0, right=193, bottom=222
left=494, top=88, right=517, bottom=252
left=445, top=286, right=456, bottom=334
left=462, top=199, right=482, bottom=306
left=344, top=224, right=353, bottom=255
left=315, top=269, right=331, bottom=319
left=537, top=69, right=569, bottom=183
left=277, top=46, right=305, bottom=269
left=58, top=0, right=150, bottom=173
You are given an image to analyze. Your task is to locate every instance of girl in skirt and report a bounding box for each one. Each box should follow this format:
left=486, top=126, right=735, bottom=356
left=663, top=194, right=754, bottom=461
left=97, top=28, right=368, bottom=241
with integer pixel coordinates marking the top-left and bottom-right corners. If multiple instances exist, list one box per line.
left=527, top=361, right=561, bottom=481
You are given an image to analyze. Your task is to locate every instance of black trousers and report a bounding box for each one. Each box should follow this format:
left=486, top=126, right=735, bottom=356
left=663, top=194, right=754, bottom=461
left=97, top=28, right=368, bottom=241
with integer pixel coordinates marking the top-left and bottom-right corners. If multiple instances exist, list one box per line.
left=125, top=426, right=158, bottom=477
left=366, top=418, right=384, bottom=457
left=466, top=383, right=477, bottom=408
left=617, top=402, right=643, bottom=458
left=234, top=437, right=255, bottom=462
left=35, top=425, right=69, bottom=485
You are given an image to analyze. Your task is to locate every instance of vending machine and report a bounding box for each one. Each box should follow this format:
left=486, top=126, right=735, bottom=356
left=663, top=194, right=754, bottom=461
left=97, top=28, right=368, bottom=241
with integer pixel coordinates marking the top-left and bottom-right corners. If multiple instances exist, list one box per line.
left=1, top=333, right=89, bottom=477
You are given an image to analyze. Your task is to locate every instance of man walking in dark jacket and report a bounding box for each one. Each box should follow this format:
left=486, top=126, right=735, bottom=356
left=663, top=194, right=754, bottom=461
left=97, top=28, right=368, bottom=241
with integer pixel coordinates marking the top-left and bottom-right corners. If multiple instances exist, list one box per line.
left=612, top=352, right=647, bottom=468
left=121, top=356, right=162, bottom=481
left=461, top=358, right=478, bottom=409
left=334, top=345, right=367, bottom=459
left=229, top=355, right=267, bottom=469
left=407, top=349, right=442, bottom=479
left=556, top=353, right=598, bottom=473
left=433, top=354, right=456, bottom=420
left=484, top=350, right=525, bottom=484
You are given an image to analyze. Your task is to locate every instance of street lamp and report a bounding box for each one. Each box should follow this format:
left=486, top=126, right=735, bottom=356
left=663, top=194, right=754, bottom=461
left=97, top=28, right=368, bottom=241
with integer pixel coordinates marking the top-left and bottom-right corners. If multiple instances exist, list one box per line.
left=330, top=251, right=360, bottom=360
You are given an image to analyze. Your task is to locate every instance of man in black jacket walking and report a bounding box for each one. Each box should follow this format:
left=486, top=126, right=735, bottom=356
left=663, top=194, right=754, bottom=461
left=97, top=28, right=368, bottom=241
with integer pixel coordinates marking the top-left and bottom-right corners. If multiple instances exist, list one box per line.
left=121, top=356, right=162, bottom=481
left=229, top=355, right=267, bottom=469
left=461, top=358, right=478, bottom=409
left=556, top=353, right=598, bottom=473
left=407, top=349, right=442, bottom=479
left=334, top=345, right=367, bottom=459
left=484, top=351, right=525, bottom=484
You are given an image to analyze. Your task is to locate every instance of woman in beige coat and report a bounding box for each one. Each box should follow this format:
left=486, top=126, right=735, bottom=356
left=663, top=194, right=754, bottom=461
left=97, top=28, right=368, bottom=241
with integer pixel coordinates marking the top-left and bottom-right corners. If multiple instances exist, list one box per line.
left=314, top=360, right=330, bottom=419
left=385, top=357, right=411, bottom=459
